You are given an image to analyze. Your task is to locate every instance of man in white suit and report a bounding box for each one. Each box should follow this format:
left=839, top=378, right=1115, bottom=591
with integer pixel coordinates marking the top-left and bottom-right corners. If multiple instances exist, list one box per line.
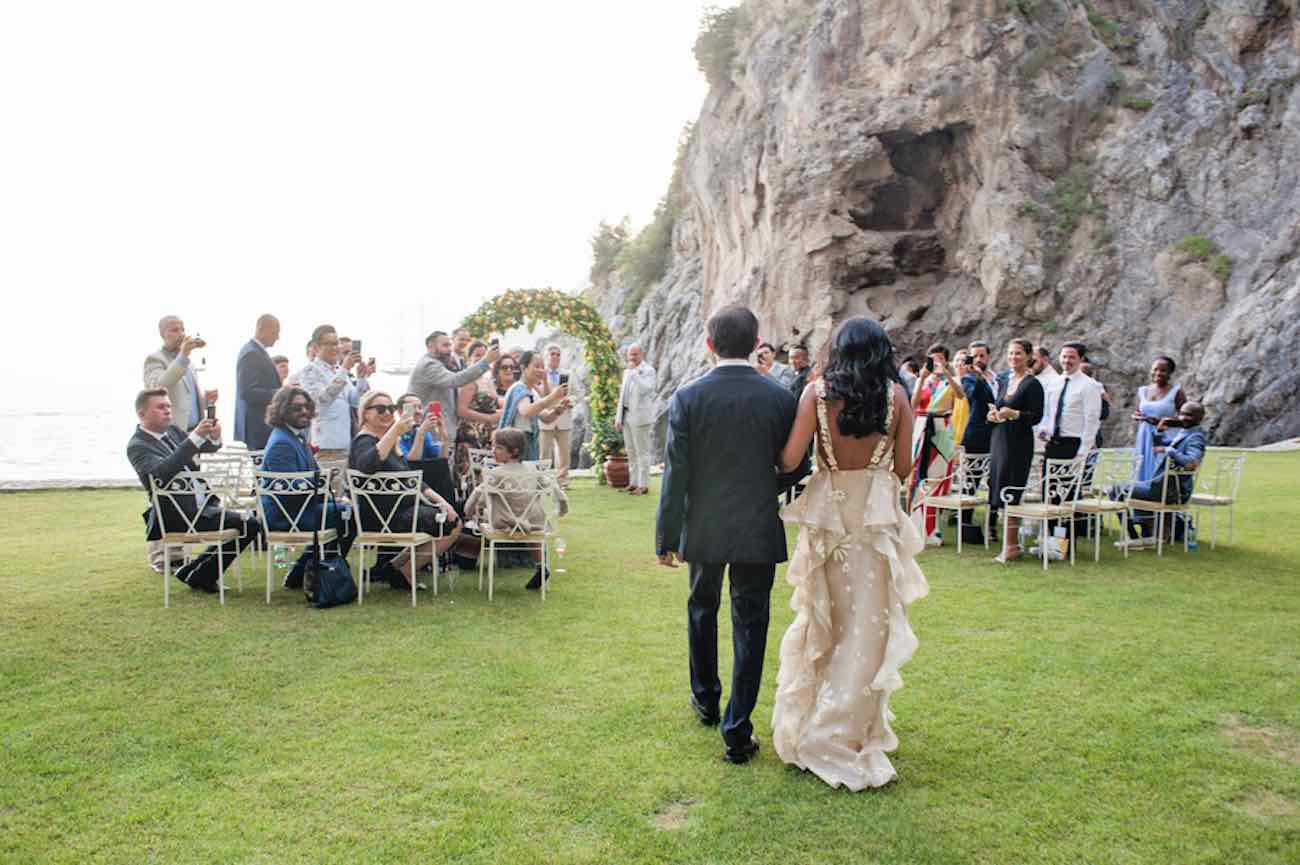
left=538, top=344, right=575, bottom=488
left=615, top=343, right=657, bottom=495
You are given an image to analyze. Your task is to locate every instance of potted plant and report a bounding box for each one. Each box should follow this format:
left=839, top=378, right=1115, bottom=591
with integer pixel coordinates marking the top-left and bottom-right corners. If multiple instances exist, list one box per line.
left=588, top=414, right=628, bottom=488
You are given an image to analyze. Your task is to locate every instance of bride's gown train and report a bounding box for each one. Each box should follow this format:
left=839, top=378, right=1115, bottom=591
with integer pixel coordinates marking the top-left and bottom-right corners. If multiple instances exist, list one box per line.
left=772, top=381, right=929, bottom=790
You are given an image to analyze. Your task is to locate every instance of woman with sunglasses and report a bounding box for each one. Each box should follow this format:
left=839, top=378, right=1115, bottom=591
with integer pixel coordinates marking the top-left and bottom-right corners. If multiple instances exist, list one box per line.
left=349, top=390, right=461, bottom=591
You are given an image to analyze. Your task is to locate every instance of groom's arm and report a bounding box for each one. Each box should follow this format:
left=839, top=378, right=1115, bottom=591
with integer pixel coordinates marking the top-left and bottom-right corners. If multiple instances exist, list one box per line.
left=655, top=392, right=690, bottom=558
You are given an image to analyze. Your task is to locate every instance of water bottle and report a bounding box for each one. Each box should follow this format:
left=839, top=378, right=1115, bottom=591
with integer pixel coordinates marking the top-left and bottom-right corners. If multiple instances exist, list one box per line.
left=273, top=545, right=287, bottom=570
left=1187, top=520, right=1198, bottom=551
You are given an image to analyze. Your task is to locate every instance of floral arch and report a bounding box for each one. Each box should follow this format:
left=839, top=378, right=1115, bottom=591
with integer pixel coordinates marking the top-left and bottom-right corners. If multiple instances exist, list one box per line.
left=461, top=288, right=623, bottom=462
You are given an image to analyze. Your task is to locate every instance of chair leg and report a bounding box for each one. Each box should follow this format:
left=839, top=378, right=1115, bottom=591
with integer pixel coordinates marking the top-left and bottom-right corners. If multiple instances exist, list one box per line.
left=1122, top=512, right=1130, bottom=558
left=1211, top=505, right=1218, bottom=550
left=956, top=508, right=963, bottom=555
left=1041, top=518, right=1048, bottom=571
left=478, top=536, right=486, bottom=591
left=488, top=541, right=496, bottom=602
left=163, top=549, right=171, bottom=608
left=1156, top=513, right=1164, bottom=556
left=541, top=541, right=547, bottom=602
left=984, top=506, right=990, bottom=549
left=217, top=545, right=226, bottom=606
left=410, top=544, right=417, bottom=608
left=1094, top=514, right=1100, bottom=562
left=266, top=544, right=273, bottom=604
left=1069, top=515, right=1076, bottom=565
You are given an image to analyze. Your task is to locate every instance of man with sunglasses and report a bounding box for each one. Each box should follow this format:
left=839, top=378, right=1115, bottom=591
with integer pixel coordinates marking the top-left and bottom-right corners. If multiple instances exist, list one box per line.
left=410, top=331, right=500, bottom=472
left=260, top=386, right=357, bottom=589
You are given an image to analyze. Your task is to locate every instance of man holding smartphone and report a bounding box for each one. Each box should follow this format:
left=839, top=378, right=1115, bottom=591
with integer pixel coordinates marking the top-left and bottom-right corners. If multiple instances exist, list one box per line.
left=539, top=344, right=574, bottom=488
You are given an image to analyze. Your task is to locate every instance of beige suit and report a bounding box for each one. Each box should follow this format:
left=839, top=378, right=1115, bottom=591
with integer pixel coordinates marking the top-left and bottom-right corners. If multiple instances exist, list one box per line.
left=539, top=368, right=574, bottom=486
left=143, top=348, right=203, bottom=432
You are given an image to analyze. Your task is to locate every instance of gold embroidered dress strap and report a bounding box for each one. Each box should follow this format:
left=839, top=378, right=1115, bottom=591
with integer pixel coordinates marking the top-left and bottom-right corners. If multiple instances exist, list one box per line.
left=814, top=379, right=839, bottom=472
left=868, top=387, right=895, bottom=468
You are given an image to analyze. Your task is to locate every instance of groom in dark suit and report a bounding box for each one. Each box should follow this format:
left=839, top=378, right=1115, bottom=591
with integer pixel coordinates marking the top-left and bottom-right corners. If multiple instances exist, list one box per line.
left=656, top=305, right=810, bottom=764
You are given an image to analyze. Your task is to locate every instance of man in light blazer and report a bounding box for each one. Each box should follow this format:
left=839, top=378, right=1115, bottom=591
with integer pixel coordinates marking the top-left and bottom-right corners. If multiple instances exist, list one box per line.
left=234, top=314, right=283, bottom=450
left=143, top=315, right=213, bottom=433
left=615, top=343, right=657, bottom=495
left=538, top=344, right=575, bottom=488
left=656, top=305, right=810, bottom=765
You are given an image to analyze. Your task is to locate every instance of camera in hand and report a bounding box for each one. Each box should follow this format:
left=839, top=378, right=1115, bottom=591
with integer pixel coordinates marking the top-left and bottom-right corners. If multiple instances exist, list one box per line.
left=559, top=373, right=570, bottom=386
left=351, top=339, right=362, bottom=357
left=205, top=399, right=216, bottom=421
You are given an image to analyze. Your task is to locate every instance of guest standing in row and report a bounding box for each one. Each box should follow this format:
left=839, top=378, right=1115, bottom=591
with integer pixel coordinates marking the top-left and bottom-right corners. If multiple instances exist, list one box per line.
left=298, top=324, right=370, bottom=493
left=616, top=344, right=658, bottom=495
left=408, top=330, right=499, bottom=472
left=908, top=344, right=964, bottom=541
left=787, top=344, right=812, bottom=398
left=538, top=344, right=575, bottom=488
left=144, top=315, right=212, bottom=433
left=1133, top=355, right=1185, bottom=481
left=234, top=313, right=282, bottom=450
left=499, top=350, right=570, bottom=462
left=989, top=339, right=1045, bottom=563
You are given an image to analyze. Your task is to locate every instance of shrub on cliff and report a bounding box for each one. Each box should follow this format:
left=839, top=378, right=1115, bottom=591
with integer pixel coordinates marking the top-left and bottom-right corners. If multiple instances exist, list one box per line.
left=694, top=4, right=747, bottom=88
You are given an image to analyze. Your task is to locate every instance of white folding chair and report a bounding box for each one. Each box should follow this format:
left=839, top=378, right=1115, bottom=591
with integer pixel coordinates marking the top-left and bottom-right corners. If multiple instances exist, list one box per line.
left=1190, top=452, right=1246, bottom=549
left=1074, top=451, right=1143, bottom=561
left=253, top=470, right=339, bottom=604
left=922, top=451, right=992, bottom=554
left=1130, top=465, right=1199, bottom=556
left=1001, top=456, right=1086, bottom=570
left=347, top=470, right=438, bottom=607
left=476, top=468, right=557, bottom=601
left=150, top=470, right=247, bottom=606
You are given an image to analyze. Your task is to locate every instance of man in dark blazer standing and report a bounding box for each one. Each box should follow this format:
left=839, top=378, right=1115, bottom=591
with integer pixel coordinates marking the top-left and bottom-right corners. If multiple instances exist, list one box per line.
left=127, top=388, right=261, bottom=593
left=655, top=305, right=810, bottom=765
left=234, top=314, right=283, bottom=450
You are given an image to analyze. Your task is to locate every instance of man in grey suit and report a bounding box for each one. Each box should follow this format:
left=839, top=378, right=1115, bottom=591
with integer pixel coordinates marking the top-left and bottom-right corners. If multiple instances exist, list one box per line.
left=408, top=330, right=500, bottom=467
left=144, top=315, right=213, bottom=433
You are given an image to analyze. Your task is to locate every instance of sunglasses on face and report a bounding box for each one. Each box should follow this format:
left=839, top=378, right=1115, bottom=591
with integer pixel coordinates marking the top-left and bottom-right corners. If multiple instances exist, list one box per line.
left=289, top=403, right=313, bottom=412
left=367, top=404, right=397, bottom=415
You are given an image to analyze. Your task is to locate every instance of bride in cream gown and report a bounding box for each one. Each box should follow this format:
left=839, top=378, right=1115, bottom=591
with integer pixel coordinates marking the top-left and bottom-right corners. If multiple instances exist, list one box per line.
left=772, top=317, right=929, bottom=790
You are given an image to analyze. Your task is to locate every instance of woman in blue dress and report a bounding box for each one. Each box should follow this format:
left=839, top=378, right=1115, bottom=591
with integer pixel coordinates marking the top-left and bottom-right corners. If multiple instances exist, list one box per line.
left=1132, top=356, right=1184, bottom=481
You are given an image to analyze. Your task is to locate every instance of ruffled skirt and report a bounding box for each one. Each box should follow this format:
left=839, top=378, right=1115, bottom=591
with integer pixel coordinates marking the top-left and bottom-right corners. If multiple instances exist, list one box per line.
left=772, top=467, right=929, bottom=790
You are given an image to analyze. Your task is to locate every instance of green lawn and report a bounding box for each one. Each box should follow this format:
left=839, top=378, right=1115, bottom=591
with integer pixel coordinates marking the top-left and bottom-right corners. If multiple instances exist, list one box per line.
left=2, top=452, right=1298, bottom=864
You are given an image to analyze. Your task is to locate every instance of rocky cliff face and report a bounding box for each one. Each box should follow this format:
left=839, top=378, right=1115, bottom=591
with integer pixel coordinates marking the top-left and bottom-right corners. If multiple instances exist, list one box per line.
left=593, top=0, right=1300, bottom=447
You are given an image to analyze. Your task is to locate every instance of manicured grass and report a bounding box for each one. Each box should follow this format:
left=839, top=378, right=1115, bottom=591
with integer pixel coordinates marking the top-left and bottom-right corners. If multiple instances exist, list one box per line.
left=2, top=452, right=1298, bottom=864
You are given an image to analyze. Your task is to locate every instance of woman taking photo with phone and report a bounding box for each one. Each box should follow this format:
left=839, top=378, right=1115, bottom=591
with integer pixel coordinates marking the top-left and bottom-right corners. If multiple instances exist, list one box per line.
left=498, top=350, right=570, bottom=462
left=908, top=344, right=966, bottom=543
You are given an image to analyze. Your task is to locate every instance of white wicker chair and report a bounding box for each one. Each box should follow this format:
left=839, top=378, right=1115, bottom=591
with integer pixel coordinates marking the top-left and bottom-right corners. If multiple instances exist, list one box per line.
left=1001, top=457, right=1086, bottom=570
left=476, top=467, right=559, bottom=601
left=253, top=470, right=339, bottom=604
left=1129, top=465, right=1199, bottom=556
left=150, top=471, right=247, bottom=606
left=1189, top=452, right=1246, bottom=549
left=921, top=451, right=992, bottom=554
left=1074, top=451, right=1143, bottom=561
left=347, top=470, right=438, bottom=607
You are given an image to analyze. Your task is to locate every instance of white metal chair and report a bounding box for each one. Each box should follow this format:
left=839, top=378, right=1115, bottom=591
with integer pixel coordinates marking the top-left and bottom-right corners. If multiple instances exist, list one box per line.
left=1001, top=456, right=1086, bottom=570
left=1074, top=451, right=1143, bottom=561
left=150, top=470, right=247, bottom=606
left=921, top=451, right=992, bottom=554
left=253, top=470, right=340, bottom=604
left=1189, top=452, right=1246, bottom=549
left=1129, top=465, right=1199, bottom=556
left=347, top=470, right=438, bottom=607
left=476, top=467, right=559, bottom=601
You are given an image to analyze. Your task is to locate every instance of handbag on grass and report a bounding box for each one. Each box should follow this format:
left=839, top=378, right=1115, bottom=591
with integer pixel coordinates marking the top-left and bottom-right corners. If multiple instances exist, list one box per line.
left=304, top=472, right=356, bottom=608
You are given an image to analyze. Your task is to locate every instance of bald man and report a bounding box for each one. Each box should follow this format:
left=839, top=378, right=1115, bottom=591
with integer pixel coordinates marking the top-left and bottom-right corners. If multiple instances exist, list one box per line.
left=235, top=313, right=283, bottom=449
left=143, top=315, right=212, bottom=433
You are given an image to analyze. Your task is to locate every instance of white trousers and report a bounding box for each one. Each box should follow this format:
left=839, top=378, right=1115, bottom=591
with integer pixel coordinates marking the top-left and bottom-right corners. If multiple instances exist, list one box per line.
left=625, top=422, right=654, bottom=489
left=538, top=428, right=572, bottom=486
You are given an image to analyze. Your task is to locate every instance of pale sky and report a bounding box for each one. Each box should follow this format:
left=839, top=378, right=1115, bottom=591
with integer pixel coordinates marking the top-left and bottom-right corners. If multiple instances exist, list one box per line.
left=1, top=0, right=714, bottom=412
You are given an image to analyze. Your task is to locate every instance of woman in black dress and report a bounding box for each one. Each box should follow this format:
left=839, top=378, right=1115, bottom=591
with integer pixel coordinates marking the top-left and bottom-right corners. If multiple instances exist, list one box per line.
left=988, top=338, right=1044, bottom=563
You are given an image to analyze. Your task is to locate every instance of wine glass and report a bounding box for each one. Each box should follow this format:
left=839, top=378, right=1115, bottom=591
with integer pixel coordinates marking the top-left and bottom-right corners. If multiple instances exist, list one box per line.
left=553, top=536, right=567, bottom=574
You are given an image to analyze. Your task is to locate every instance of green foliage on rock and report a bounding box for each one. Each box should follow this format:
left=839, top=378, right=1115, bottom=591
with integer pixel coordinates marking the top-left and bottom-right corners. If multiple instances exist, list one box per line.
left=1177, top=234, right=1234, bottom=284
left=589, top=219, right=630, bottom=286
left=694, top=5, right=748, bottom=89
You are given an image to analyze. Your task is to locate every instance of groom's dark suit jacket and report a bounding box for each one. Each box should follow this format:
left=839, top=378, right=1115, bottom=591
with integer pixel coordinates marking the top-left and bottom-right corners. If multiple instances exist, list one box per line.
left=656, top=364, right=809, bottom=563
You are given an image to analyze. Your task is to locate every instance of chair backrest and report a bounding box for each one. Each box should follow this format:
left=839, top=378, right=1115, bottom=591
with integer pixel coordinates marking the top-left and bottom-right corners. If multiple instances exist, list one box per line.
left=1160, top=464, right=1199, bottom=503
left=150, top=470, right=225, bottom=535
left=254, top=469, right=331, bottom=533
left=525, top=458, right=553, bottom=470
left=1199, top=452, right=1246, bottom=500
left=1094, top=451, right=1143, bottom=502
left=1042, top=457, right=1086, bottom=505
left=958, top=452, right=992, bottom=492
left=198, top=452, right=244, bottom=503
left=481, top=467, right=554, bottom=536
left=346, top=470, right=424, bottom=536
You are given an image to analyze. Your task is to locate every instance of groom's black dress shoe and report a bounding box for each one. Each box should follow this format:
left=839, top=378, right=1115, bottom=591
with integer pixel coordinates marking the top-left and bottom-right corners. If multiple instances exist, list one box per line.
left=723, top=735, right=761, bottom=765
left=690, top=695, right=720, bottom=727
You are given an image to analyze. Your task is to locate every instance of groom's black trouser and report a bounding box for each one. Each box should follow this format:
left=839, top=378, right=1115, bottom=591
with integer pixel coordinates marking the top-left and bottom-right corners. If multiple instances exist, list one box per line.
left=688, top=561, right=776, bottom=750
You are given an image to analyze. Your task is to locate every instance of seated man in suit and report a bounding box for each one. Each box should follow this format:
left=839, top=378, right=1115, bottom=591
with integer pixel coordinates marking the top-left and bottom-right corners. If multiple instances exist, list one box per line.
left=127, top=388, right=262, bottom=594
left=260, top=386, right=357, bottom=589
left=1115, top=402, right=1207, bottom=544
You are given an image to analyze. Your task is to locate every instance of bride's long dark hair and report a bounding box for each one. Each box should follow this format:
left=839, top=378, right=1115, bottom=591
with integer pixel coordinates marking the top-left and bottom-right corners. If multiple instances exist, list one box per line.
left=822, top=317, right=900, bottom=438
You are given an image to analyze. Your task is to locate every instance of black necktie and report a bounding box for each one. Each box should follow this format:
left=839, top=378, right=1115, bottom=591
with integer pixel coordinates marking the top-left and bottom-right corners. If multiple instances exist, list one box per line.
left=1054, top=377, right=1070, bottom=437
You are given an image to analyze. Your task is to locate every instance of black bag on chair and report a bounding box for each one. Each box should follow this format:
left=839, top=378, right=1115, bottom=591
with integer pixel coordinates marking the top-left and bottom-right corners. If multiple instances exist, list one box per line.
left=303, top=474, right=356, bottom=609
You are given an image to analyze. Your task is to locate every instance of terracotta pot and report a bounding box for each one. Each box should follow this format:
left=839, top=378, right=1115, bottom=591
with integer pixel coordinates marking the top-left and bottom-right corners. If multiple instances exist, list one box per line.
left=603, top=455, right=630, bottom=488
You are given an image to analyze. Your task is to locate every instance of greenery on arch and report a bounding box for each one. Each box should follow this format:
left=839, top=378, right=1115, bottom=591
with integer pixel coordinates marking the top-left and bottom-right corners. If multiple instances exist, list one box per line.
left=461, top=288, right=624, bottom=463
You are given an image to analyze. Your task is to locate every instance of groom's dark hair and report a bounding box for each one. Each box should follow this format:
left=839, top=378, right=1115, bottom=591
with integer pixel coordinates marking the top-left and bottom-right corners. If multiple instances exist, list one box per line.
left=708, top=305, right=759, bottom=359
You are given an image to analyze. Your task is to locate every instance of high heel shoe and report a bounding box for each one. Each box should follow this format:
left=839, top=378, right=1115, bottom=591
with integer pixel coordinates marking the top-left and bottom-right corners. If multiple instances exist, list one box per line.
left=992, top=546, right=1024, bottom=564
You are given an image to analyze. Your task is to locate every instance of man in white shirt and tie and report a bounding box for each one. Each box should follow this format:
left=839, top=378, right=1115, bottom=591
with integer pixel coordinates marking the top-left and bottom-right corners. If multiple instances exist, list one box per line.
left=615, top=343, right=657, bottom=495
left=538, top=344, right=575, bottom=488
left=1039, top=341, right=1102, bottom=532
